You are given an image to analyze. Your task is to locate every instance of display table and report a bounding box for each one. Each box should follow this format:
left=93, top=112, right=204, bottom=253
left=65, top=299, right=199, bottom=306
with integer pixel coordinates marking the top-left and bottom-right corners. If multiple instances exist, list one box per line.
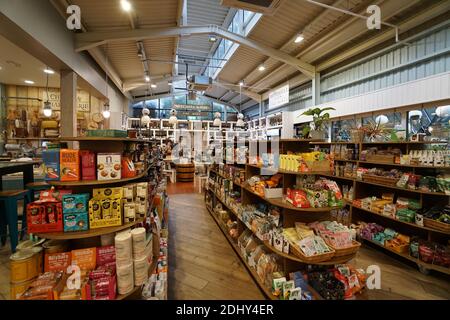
left=0, top=162, right=38, bottom=191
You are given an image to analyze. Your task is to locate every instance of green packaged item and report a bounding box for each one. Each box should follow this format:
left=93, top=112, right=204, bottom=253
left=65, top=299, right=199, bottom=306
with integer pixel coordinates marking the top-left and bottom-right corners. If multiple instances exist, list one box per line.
left=86, top=129, right=128, bottom=138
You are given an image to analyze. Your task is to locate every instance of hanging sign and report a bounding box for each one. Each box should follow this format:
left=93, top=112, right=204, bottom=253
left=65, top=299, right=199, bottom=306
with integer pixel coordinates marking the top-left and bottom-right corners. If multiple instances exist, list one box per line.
left=173, top=104, right=211, bottom=111
left=268, top=84, right=289, bottom=110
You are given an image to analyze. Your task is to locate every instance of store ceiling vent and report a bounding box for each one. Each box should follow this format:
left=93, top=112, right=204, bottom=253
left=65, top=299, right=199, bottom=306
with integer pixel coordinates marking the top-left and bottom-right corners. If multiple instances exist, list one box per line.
left=188, top=75, right=212, bottom=91
left=220, top=0, right=283, bottom=15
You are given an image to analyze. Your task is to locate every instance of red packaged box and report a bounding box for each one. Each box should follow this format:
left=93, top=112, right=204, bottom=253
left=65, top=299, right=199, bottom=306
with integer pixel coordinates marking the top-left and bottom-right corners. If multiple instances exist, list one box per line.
left=96, top=246, right=116, bottom=267
left=80, top=150, right=96, bottom=181
left=44, top=252, right=71, bottom=272
left=27, top=200, right=63, bottom=234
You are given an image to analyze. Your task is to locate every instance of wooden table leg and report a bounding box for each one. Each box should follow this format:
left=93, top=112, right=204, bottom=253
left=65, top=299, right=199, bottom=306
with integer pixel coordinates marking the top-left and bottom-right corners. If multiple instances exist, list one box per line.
left=0, top=174, right=3, bottom=191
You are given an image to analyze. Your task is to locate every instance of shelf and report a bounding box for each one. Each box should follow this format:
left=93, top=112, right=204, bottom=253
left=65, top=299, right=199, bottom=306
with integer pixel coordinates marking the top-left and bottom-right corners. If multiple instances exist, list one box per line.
left=35, top=218, right=145, bottom=240
left=310, top=141, right=359, bottom=145
left=362, top=141, right=448, bottom=145
left=206, top=205, right=278, bottom=300
left=334, top=158, right=359, bottom=163
left=358, top=160, right=450, bottom=169
left=214, top=194, right=355, bottom=270
left=350, top=203, right=450, bottom=235
left=8, top=137, right=58, bottom=141
left=243, top=186, right=341, bottom=212
left=57, top=137, right=148, bottom=143
left=47, top=165, right=151, bottom=187
left=363, top=238, right=450, bottom=275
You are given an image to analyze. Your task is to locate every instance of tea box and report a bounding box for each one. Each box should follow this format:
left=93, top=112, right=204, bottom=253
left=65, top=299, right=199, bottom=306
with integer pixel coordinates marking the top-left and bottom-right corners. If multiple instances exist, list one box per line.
left=97, top=153, right=121, bottom=181
left=63, top=212, right=89, bottom=232
left=62, top=193, right=90, bottom=214
left=80, top=150, right=96, bottom=181
left=60, top=149, right=80, bottom=181
left=42, top=149, right=60, bottom=181
left=93, top=187, right=123, bottom=200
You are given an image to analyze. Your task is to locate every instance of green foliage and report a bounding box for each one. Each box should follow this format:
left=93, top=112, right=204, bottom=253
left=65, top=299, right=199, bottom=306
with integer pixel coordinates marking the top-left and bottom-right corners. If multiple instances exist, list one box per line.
left=299, top=107, right=335, bottom=137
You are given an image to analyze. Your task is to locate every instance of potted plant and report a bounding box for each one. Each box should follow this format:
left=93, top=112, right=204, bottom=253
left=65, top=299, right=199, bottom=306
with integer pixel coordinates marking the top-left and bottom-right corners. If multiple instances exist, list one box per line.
left=300, top=107, right=335, bottom=140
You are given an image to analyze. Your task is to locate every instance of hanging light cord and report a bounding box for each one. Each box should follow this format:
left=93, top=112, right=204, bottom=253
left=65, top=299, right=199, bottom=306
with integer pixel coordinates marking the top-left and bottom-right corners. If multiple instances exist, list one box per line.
left=105, top=44, right=109, bottom=102
left=46, top=69, right=49, bottom=101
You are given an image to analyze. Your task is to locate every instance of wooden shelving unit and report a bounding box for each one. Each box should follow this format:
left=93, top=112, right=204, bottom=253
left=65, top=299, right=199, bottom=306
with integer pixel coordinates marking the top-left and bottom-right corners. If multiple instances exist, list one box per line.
left=310, top=140, right=450, bottom=274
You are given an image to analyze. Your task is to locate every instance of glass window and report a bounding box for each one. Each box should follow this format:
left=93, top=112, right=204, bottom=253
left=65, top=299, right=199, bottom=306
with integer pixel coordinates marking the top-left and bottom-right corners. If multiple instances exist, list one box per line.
left=224, top=39, right=232, bottom=54
left=228, top=22, right=233, bottom=33
left=160, top=97, right=173, bottom=109
left=132, top=101, right=144, bottom=109
left=233, top=10, right=243, bottom=35
left=218, top=40, right=225, bottom=58
left=174, top=95, right=186, bottom=105
left=145, top=99, right=158, bottom=109
left=331, top=119, right=358, bottom=142
left=408, top=106, right=450, bottom=140
left=244, top=10, right=253, bottom=26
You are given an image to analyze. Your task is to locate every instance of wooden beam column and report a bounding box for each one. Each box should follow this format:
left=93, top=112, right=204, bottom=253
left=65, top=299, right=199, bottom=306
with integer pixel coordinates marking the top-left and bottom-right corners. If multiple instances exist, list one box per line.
left=60, top=70, right=78, bottom=142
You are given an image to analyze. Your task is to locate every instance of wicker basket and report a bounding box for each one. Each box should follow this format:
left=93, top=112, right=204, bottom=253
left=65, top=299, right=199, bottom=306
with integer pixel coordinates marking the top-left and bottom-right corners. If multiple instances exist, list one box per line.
left=362, top=174, right=399, bottom=186
left=423, top=218, right=450, bottom=233
left=289, top=241, right=335, bottom=263
left=326, top=240, right=361, bottom=257
left=350, top=129, right=364, bottom=143
left=366, top=154, right=395, bottom=164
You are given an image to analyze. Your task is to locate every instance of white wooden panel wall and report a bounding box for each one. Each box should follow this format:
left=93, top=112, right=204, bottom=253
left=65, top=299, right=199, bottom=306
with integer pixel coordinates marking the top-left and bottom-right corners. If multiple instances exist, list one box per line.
left=294, top=71, right=450, bottom=124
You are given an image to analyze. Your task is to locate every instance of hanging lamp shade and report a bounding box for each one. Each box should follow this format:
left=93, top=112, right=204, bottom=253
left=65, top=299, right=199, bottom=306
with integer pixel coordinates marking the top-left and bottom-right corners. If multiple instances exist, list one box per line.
left=102, top=102, right=111, bottom=119
left=141, top=107, right=151, bottom=126
left=169, top=109, right=178, bottom=125
left=236, top=113, right=245, bottom=127
left=213, top=112, right=221, bottom=126
left=43, top=101, right=52, bottom=117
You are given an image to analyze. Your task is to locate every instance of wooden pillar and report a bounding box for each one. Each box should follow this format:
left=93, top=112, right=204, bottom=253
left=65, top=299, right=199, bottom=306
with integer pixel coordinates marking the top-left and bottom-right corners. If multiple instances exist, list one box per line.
left=60, top=70, right=77, bottom=139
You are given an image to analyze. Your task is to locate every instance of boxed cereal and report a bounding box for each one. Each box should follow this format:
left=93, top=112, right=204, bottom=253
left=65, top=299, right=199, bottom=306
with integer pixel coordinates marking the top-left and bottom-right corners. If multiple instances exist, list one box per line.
left=60, top=149, right=80, bottom=181
left=42, top=149, right=60, bottom=181
left=62, top=193, right=90, bottom=214
left=97, top=153, right=121, bottom=181
left=63, top=212, right=89, bottom=232
left=93, top=187, right=123, bottom=200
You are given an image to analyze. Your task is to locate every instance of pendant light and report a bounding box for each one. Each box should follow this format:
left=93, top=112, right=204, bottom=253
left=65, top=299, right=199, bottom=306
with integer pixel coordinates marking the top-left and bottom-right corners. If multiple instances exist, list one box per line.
left=213, top=112, right=222, bottom=126
left=236, top=83, right=244, bottom=127
left=43, top=68, right=52, bottom=117
left=141, top=87, right=151, bottom=126
left=169, top=109, right=178, bottom=125
left=102, top=44, right=111, bottom=119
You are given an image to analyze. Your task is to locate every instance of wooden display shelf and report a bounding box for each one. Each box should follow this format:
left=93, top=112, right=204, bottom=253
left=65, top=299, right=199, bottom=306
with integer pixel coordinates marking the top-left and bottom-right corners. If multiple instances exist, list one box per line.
left=214, top=193, right=355, bottom=265
left=334, top=158, right=359, bottom=163
left=363, top=238, right=450, bottom=275
left=350, top=203, right=450, bottom=235
left=243, top=186, right=341, bottom=212
left=8, top=137, right=58, bottom=141
left=358, top=160, right=450, bottom=169
left=310, top=141, right=359, bottom=145
left=47, top=166, right=151, bottom=187
left=362, top=141, right=448, bottom=145
left=57, top=136, right=148, bottom=143
left=206, top=205, right=278, bottom=300
left=35, top=218, right=145, bottom=240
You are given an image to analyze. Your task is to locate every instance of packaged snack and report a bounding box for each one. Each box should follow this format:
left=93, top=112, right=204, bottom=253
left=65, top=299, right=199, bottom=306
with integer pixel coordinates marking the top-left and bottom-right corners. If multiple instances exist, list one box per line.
left=93, top=187, right=123, bottom=200
left=96, top=246, right=116, bottom=267
left=42, top=149, right=60, bottom=181
left=121, top=156, right=136, bottom=178
left=80, top=151, right=96, bottom=181
left=63, top=212, right=89, bottom=232
left=62, top=193, right=90, bottom=214
left=89, top=199, right=102, bottom=220
left=286, top=189, right=310, bottom=208
left=97, top=153, right=121, bottom=180
left=44, top=252, right=71, bottom=272
left=60, top=149, right=80, bottom=181
left=71, top=248, right=96, bottom=271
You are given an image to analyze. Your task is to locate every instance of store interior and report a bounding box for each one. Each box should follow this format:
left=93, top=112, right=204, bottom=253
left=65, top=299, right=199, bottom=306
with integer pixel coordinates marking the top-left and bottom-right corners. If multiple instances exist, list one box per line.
left=0, top=0, right=449, bottom=301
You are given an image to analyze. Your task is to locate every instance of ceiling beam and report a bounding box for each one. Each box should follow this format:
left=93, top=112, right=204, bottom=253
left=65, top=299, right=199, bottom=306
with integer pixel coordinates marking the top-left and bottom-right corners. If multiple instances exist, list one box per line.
left=75, top=25, right=316, bottom=79
left=123, top=75, right=186, bottom=92
left=213, top=81, right=261, bottom=103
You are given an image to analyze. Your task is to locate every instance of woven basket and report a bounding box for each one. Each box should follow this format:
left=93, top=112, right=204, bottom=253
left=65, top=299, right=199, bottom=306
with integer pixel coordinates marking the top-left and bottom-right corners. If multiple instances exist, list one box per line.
left=362, top=174, right=399, bottom=186
left=326, top=240, right=361, bottom=257
left=350, top=130, right=365, bottom=143
left=289, top=241, right=335, bottom=263
left=423, top=218, right=450, bottom=233
left=366, top=154, right=395, bottom=164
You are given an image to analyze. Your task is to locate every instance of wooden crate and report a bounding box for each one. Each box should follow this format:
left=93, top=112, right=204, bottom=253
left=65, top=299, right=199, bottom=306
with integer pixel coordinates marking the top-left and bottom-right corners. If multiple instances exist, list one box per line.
left=423, top=218, right=450, bottom=233
left=362, top=174, right=399, bottom=186
left=366, top=154, right=395, bottom=164
left=289, top=241, right=335, bottom=263
left=326, top=240, right=361, bottom=257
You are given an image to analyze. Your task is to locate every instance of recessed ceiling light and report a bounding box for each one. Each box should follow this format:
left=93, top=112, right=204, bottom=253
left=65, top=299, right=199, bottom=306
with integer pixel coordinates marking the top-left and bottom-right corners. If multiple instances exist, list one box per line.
left=24, top=80, right=35, bottom=84
left=151, top=84, right=157, bottom=88
left=120, top=0, right=132, bottom=12
left=258, top=65, right=266, bottom=72
left=208, top=34, right=218, bottom=43
left=44, top=68, right=55, bottom=74
left=294, top=34, right=304, bottom=43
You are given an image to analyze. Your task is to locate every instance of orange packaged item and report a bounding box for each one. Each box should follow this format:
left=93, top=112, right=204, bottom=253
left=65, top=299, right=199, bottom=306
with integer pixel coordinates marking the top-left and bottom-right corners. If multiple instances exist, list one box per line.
left=44, top=252, right=71, bottom=272
left=121, top=156, right=136, bottom=178
left=71, top=248, right=97, bottom=271
left=60, top=149, right=80, bottom=181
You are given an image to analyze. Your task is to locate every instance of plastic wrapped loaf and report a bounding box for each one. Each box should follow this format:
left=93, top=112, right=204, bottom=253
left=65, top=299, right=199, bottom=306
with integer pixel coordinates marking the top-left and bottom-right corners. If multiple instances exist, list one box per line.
left=115, top=231, right=132, bottom=266
left=131, top=227, right=147, bottom=259
left=116, top=262, right=134, bottom=295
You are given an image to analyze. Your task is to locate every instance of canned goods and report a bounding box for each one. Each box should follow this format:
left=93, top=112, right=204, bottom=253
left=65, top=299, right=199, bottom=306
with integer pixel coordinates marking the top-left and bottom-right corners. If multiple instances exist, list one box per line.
left=10, top=250, right=37, bottom=283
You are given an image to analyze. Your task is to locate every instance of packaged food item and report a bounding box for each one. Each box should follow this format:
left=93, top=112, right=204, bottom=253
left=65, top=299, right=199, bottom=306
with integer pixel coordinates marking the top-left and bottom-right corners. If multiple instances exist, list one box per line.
left=80, top=150, right=96, bottom=181
left=124, top=203, right=136, bottom=223
left=63, top=212, right=89, bottom=232
left=89, top=199, right=102, bottom=220
left=27, top=200, right=63, bottom=234
left=122, top=184, right=136, bottom=202
left=60, top=149, right=80, bottom=181
left=97, top=153, right=121, bottom=180
left=44, top=252, right=71, bottom=272
left=62, top=193, right=90, bottom=214
left=71, top=248, right=96, bottom=271
left=121, top=156, right=136, bottom=178
left=286, top=188, right=310, bottom=208
left=136, top=182, right=148, bottom=200
left=96, top=246, right=116, bottom=267
left=42, top=149, right=60, bottom=181
left=89, top=198, right=122, bottom=229
left=93, top=187, right=123, bottom=200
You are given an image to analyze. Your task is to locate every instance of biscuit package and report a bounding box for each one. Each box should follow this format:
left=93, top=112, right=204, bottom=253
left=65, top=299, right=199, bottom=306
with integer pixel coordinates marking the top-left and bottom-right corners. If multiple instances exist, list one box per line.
left=97, top=153, right=122, bottom=181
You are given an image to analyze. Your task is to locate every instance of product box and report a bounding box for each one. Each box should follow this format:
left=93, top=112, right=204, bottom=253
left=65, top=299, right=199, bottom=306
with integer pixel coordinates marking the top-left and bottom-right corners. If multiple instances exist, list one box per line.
left=97, top=153, right=121, bottom=180
left=60, top=149, right=80, bottom=181
left=121, top=156, right=136, bottom=179
left=96, top=246, right=116, bottom=267
left=44, top=252, right=71, bottom=272
left=122, top=184, right=136, bottom=202
left=123, top=203, right=136, bottom=223
left=89, top=199, right=102, bottom=220
left=89, top=198, right=122, bottom=229
left=93, top=187, right=123, bottom=200
left=40, top=189, right=72, bottom=202
left=80, top=150, right=96, bottom=181
left=135, top=201, right=148, bottom=218
left=42, top=149, right=60, bottom=181
left=27, top=201, right=63, bottom=234
left=136, top=182, right=148, bottom=200
left=63, top=212, right=89, bottom=232
left=71, top=247, right=97, bottom=271
left=62, top=193, right=90, bottom=214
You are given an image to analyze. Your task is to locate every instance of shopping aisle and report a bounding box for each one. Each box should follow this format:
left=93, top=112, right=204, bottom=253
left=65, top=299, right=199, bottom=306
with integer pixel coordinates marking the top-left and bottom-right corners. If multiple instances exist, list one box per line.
left=167, top=190, right=265, bottom=300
